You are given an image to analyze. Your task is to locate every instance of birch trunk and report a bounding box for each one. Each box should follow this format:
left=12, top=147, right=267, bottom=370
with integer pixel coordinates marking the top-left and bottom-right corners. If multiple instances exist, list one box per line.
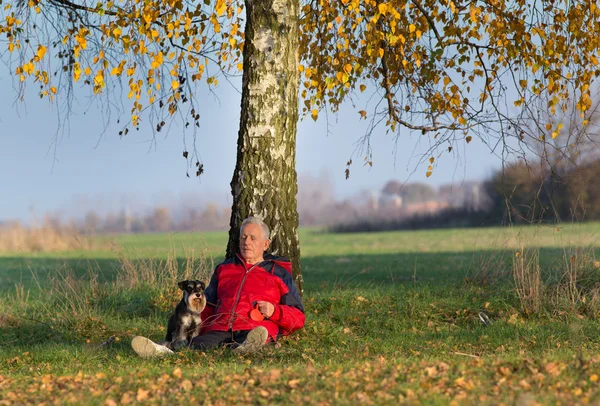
left=227, top=0, right=303, bottom=295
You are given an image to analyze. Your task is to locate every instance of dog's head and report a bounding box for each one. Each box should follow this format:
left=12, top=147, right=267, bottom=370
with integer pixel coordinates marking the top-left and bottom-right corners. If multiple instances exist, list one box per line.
left=178, top=280, right=206, bottom=313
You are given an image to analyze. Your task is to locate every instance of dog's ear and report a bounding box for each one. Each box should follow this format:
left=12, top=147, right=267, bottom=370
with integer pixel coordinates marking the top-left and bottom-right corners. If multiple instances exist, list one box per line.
left=178, top=281, right=188, bottom=291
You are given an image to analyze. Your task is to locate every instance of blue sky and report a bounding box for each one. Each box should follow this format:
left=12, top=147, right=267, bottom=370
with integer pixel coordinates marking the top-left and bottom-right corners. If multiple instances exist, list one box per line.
left=0, top=73, right=503, bottom=223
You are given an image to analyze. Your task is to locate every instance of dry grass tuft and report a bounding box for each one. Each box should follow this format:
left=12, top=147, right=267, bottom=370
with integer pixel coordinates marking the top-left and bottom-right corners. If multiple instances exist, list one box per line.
left=0, top=222, right=99, bottom=252
left=512, top=247, right=543, bottom=315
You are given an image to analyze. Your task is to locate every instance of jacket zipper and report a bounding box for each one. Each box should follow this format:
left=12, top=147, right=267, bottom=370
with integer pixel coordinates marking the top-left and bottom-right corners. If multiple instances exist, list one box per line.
left=228, top=254, right=261, bottom=329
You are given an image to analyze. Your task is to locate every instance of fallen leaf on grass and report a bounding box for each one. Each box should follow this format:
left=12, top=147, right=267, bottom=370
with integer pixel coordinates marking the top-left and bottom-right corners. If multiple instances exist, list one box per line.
left=518, top=379, right=531, bottom=390
left=105, top=399, right=117, bottom=406
left=544, top=362, right=564, bottom=377
left=261, top=369, right=281, bottom=384
left=288, top=379, right=301, bottom=389
left=180, top=380, right=193, bottom=391
left=136, top=388, right=150, bottom=402
left=454, top=377, right=475, bottom=390
left=497, top=366, right=511, bottom=376
left=425, top=366, right=438, bottom=378
left=120, top=392, right=133, bottom=405
left=173, top=367, right=183, bottom=378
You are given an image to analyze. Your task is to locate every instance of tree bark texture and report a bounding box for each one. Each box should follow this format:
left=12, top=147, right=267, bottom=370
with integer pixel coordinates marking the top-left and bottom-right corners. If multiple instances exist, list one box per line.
left=227, top=0, right=303, bottom=295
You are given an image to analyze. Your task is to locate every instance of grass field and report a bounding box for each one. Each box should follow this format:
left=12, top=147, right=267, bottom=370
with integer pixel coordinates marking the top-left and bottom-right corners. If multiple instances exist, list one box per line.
left=2, top=223, right=600, bottom=404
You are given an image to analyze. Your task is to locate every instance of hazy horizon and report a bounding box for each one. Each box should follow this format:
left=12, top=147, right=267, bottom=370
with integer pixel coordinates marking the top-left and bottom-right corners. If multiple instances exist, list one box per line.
left=1, top=72, right=505, bottom=223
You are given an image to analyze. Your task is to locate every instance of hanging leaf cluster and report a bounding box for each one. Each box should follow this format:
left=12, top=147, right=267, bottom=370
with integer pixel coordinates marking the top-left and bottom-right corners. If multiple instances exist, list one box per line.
left=1, top=0, right=600, bottom=174
left=298, top=0, right=600, bottom=148
left=1, top=0, right=244, bottom=132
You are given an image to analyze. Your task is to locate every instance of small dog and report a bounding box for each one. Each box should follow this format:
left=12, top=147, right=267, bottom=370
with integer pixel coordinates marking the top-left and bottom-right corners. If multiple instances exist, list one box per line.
left=165, top=280, right=206, bottom=348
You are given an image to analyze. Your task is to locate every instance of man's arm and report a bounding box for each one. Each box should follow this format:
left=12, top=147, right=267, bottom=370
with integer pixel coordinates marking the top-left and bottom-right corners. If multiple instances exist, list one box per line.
left=269, top=265, right=306, bottom=335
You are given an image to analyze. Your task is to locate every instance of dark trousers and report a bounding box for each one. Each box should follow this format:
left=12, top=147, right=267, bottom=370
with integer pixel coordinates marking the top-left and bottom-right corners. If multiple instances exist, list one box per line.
left=190, top=330, right=252, bottom=351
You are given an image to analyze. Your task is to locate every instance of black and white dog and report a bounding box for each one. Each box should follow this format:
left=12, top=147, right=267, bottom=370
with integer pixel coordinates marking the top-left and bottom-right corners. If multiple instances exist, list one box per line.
left=165, top=280, right=206, bottom=348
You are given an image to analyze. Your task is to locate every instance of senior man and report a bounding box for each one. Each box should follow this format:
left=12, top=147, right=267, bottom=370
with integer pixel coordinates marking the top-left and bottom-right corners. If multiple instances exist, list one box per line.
left=132, top=216, right=305, bottom=357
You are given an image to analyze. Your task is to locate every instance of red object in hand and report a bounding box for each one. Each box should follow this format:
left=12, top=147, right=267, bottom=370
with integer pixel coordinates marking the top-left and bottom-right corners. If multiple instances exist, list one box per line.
left=249, top=304, right=264, bottom=321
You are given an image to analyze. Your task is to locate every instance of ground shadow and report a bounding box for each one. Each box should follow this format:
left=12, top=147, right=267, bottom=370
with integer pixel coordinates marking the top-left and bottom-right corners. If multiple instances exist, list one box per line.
left=1, top=246, right=594, bottom=294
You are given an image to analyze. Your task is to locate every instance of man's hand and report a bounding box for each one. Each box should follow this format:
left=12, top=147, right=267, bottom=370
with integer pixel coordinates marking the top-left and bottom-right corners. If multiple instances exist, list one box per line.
left=256, top=301, right=275, bottom=318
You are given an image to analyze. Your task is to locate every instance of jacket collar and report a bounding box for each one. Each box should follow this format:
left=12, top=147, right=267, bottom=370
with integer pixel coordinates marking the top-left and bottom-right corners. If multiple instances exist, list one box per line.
left=235, top=252, right=271, bottom=268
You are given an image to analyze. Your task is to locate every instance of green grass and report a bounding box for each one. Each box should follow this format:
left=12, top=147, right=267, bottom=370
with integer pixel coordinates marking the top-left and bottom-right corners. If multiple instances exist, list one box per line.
left=2, top=223, right=600, bottom=404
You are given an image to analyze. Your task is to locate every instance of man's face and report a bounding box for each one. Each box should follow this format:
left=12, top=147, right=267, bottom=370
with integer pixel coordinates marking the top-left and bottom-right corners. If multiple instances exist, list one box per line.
left=240, top=223, right=270, bottom=264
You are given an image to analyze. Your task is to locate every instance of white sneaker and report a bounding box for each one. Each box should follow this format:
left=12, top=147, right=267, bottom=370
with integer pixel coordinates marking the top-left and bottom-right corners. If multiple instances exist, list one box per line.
left=131, top=336, right=175, bottom=358
left=234, top=326, right=269, bottom=353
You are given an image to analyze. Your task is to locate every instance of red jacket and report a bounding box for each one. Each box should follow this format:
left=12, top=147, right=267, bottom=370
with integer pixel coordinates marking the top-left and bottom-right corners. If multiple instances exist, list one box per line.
left=200, top=254, right=305, bottom=340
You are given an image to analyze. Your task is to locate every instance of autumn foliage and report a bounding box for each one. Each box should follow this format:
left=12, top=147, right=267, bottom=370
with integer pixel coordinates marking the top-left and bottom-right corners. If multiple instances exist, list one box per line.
left=1, top=0, right=599, bottom=172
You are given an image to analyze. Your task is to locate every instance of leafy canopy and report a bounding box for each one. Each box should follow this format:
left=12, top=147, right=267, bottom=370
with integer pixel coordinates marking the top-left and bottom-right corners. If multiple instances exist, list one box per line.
left=1, top=0, right=599, bottom=174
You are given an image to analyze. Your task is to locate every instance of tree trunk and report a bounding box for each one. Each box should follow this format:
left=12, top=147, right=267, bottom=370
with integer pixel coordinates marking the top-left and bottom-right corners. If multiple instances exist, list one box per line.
left=227, top=0, right=303, bottom=295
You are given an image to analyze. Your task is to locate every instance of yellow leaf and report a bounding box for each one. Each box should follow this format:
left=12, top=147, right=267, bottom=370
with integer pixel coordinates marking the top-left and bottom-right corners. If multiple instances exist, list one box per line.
left=409, top=24, right=416, bottom=33
left=429, top=157, right=434, bottom=164
left=311, top=109, right=318, bottom=121
left=458, top=117, right=467, bottom=125
left=359, top=110, right=367, bottom=118
left=172, top=80, right=180, bottom=90
left=36, top=45, right=47, bottom=60
left=50, top=86, right=57, bottom=94
left=359, top=84, right=366, bottom=92
left=136, top=388, right=150, bottom=402
left=73, top=63, right=81, bottom=81
left=377, top=48, right=384, bottom=58
left=215, top=0, right=226, bottom=16
left=335, top=16, right=342, bottom=24
left=545, top=123, right=552, bottom=131
left=84, top=67, right=91, bottom=75
left=120, top=392, right=133, bottom=405
left=544, top=362, right=563, bottom=377
left=237, top=63, right=244, bottom=71
left=180, top=380, right=193, bottom=391
left=22, top=62, right=35, bottom=75
left=113, top=27, right=122, bottom=39
left=426, top=171, right=432, bottom=177
left=94, top=72, right=104, bottom=85
left=378, top=3, right=387, bottom=14
left=519, top=79, right=527, bottom=88
left=590, top=374, right=599, bottom=382
left=173, top=367, right=183, bottom=378
left=469, top=7, right=478, bottom=23
left=344, top=64, right=352, bottom=73
left=551, top=131, right=558, bottom=139
left=466, top=136, right=472, bottom=143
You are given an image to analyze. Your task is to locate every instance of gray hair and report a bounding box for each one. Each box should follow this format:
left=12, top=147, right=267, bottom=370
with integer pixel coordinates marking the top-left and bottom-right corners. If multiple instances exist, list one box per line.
left=240, top=216, right=270, bottom=240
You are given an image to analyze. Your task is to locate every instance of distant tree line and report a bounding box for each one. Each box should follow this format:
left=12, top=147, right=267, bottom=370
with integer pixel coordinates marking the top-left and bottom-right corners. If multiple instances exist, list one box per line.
left=329, top=155, right=600, bottom=233
left=6, top=156, right=600, bottom=235
left=78, top=204, right=232, bottom=234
